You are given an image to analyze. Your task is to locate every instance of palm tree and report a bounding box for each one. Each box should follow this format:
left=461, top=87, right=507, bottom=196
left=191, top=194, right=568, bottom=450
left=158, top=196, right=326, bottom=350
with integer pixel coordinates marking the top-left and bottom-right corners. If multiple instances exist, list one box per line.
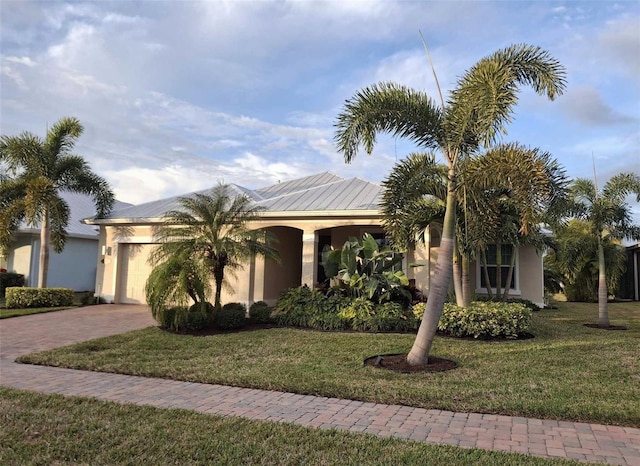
left=335, top=44, right=566, bottom=365
left=565, top=173, right=640, bottom=327
left=382, top=144, right=566, bottom=305
left=150, top=185, right=281, bottom=311
left=546, top=219, right=627, bottom=303
left=0, top=117, right=114, bottom=288
left=145, top=249, right=211, bottom=320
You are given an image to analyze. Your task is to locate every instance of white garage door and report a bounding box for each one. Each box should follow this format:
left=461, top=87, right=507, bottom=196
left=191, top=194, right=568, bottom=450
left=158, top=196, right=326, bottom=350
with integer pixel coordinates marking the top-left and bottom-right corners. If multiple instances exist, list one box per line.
left=118, top=244, right=156, bottom=304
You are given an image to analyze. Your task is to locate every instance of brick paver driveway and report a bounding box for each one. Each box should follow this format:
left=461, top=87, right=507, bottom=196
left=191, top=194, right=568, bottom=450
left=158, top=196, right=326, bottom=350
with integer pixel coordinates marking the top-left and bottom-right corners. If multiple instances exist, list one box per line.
left=1, top=305, right=639, bottom=465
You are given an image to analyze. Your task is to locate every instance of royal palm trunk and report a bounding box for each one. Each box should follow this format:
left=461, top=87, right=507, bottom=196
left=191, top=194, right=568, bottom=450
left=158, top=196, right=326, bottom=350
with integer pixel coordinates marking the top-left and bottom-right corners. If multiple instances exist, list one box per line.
left=597, top=238, right=609, bottom=327
left=37, top=209, right=50, bottom=288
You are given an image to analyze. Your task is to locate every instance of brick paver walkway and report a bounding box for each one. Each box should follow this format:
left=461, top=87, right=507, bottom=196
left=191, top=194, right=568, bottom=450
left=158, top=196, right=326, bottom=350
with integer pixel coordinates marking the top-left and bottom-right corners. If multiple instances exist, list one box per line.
left=1, top=305, right=639, bottom=465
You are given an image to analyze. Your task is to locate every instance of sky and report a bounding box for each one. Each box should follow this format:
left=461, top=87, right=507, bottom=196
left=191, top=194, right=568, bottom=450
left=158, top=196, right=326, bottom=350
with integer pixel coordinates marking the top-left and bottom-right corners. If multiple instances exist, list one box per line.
left=1, top=0, right=639, bottom=216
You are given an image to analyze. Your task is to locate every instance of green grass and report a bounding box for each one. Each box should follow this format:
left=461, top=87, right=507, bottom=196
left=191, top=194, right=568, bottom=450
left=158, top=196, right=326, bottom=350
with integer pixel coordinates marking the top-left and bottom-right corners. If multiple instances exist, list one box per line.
left=0, top=305, right=77, bottom=319
left=18, top=301, right=640, bottom=426
left=0, top=387, right=577, bottom=465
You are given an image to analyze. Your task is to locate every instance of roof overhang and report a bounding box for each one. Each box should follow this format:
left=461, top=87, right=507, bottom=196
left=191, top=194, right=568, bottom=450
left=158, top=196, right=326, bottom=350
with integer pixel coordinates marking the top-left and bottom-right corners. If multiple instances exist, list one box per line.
left=84, top=209, right=382, bottom=226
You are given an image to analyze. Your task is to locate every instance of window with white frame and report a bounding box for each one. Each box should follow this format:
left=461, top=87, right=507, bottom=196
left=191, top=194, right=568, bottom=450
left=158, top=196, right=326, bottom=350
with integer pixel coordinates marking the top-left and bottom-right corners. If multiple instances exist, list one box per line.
left=478, top=244, right=518, bottom=291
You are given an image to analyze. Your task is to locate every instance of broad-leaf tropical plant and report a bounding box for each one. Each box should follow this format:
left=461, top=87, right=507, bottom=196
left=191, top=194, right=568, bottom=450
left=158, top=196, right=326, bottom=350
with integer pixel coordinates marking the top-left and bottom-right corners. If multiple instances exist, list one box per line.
left=335, top=44, right=566, bottom=365
left=0, top=117, right=114, bottom=288
left=564, top=173, right=640, bottom=326
left=149, top=185, right=281, bottom=311
left=321, top=233, right=409, bottom=303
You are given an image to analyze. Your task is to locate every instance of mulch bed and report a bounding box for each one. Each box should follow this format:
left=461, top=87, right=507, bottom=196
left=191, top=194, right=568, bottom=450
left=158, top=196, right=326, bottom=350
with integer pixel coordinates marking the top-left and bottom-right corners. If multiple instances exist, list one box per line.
left=583, top=324, right=628, bottom=331
left=364, top=353, right=457, bottom=373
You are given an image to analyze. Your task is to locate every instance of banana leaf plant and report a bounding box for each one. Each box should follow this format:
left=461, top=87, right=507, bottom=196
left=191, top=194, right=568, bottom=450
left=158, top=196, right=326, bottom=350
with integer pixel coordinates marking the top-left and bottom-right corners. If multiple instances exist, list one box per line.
left=321, top=233, right=410, bottom=303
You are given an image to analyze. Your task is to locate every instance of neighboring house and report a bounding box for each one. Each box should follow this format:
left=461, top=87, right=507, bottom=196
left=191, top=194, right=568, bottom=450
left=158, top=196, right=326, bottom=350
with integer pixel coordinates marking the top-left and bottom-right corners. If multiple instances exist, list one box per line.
left=3, top=192, right=131, bottom=291
left=85, top=172, right=545, bottom=307
left=619, top=243, right=640, bottom=301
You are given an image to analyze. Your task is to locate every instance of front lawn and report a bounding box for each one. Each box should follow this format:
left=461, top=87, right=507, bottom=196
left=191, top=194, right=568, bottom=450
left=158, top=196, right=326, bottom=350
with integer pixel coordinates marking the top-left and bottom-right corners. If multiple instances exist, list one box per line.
left=18, top=301, right=640, bottom=426
left=0, top=388, right=576, bottom=466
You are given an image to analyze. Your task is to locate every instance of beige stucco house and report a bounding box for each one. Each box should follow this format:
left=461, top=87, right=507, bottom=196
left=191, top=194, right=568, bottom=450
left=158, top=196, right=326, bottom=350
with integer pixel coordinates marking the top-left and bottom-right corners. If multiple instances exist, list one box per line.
left=85, top=172, right=545, bottom=307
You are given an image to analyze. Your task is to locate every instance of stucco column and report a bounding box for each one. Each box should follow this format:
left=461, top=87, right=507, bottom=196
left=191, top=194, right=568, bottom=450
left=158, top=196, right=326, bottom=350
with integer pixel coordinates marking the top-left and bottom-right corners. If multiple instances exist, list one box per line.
left=301, top=230, right=319, bottom=287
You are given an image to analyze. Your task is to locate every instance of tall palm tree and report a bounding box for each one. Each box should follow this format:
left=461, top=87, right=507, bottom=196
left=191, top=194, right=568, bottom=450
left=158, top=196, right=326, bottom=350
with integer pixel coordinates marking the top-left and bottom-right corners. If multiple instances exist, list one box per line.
left=149, top=185, right=281, bottom=311
left=335, top=44, right=566, bottom=365
left=546, top=219, right=627, bottom=303
left=382, top=144, right=566, bottom=305
left=565, top=173, right=640, bottom=327
left=0, top=117, right=114, bottom=288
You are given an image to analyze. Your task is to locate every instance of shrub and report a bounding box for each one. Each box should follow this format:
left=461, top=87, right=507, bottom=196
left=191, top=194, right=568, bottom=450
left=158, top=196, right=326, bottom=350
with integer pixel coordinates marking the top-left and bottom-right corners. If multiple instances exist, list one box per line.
left=155, top=306, right=182, bottom=331
left=80, top=292, right=107, bottom=306
left=438, top=301, right=531, bottom=339
left=249, top=301, right=272, bottom=323
left=274, top=287, right=351, bottom=330
left=475, top=296, right=540, bottom=312
left=153, top=302, right=215, bottom=332
left=0, top=272, right=25, bottom=298
left=412, top=302, right=426, bottom=321
left=215, top=302, right=247, bottom=330
left=341, top=298, right=414, bottom=333
left=5, top=287, right=74, bottom=309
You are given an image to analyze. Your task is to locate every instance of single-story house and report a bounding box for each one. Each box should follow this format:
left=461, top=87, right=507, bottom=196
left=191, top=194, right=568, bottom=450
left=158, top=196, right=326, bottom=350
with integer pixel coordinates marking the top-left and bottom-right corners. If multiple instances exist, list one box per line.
left=85, top=172, right=545, bottom=307
left=2, top=192, right=131, bottom=291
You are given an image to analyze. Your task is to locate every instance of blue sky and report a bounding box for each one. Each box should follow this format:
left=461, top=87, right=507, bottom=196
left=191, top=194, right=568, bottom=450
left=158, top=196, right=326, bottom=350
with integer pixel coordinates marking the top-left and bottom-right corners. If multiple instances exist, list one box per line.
left=1, top=0, right=638, bottom=215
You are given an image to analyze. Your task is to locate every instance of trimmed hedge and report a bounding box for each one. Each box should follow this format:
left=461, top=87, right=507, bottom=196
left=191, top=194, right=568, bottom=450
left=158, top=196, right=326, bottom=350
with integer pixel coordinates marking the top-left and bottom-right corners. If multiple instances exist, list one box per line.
left=215, top=302, right=247, bottom=330
left=475, top=296, right=540, bottom=312
left=5, top=287, right=74, bottom=309
left=435, top=301, right=532, bottom=339
left=0, top=272, right=25, bottom=298
left=274, top=287, right=351, bottom=330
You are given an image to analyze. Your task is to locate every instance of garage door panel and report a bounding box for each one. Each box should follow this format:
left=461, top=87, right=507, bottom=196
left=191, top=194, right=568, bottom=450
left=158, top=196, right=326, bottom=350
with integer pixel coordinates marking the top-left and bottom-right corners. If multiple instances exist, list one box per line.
left=118, top=244, right=156, bottom=304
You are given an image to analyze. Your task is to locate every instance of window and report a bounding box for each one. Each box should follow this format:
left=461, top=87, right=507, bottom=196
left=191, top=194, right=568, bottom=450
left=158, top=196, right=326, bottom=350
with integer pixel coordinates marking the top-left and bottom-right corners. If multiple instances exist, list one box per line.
left=479, top=244, right=517, bottom=290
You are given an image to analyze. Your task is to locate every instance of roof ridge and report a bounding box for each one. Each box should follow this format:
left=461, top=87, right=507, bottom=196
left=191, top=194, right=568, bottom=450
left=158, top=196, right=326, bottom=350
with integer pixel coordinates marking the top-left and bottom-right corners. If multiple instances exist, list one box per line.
left=254, top=177, right=360, bottom=205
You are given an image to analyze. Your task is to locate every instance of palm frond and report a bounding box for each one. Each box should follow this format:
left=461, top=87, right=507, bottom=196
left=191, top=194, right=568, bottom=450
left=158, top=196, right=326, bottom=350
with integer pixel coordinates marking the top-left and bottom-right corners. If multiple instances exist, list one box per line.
left=334, top=82, right=443, bottom=162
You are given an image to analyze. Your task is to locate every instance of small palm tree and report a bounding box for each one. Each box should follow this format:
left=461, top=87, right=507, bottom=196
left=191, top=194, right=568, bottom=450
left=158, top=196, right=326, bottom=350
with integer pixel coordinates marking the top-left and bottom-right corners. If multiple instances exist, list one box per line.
left=565, top=173, right=640, bottom=327
left=336, top=44, right=566, bottom=365
left=0, top=117, right=114, bottom=287
left=149, top=185, right=281, bottom=311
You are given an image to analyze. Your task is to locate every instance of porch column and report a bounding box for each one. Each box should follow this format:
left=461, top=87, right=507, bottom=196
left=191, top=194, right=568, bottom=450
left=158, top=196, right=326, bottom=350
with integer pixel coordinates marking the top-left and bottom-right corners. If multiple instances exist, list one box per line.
left=301, top=230, right=319, bottom=287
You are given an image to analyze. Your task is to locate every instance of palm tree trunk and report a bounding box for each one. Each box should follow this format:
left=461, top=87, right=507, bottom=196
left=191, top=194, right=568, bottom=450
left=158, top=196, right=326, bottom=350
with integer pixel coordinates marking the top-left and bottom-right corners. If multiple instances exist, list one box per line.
left=503, top=246, right=517, bottom=299
left=37, top=209, right=50, bottom=288
left=597, top=237, right=609, bottom=327
left=452, top=243, right=464, bottom=306
left=495, top=242, right=502, bottom=300
left=461, top=254, right=471, bottom=307
left=407, top=169, right=456, bottom=366
left=481, top=249, right=493, bottom=299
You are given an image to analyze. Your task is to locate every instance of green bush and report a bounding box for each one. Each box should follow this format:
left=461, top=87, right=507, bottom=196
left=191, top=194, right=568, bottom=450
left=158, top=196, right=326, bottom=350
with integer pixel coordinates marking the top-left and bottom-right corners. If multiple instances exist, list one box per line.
left=215, top=302, right=247, bottom=330
left=340, top=298, right=414, bottom=333
left=5, top=287, right=74, bottom=309
left=274, top=287, right=350, bottom=330
left=0, top=272, right=25, bottom=298
left=438, top=301, right=532, bottom=339
left=155, top=306, right=182, bottom=331
left=153, top=302, right=214, bottom=332
left=80, top=292, right=107, bottom=306
left=249, top=301, right=271, bottom=324
left=475, top=296, right=540, bottom=312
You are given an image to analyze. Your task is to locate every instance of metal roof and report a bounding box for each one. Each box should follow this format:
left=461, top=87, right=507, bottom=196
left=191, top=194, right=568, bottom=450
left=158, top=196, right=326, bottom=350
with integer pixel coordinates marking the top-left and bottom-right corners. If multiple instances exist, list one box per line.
left=93, top=172, right=382, bottom=223
left=18, top=192, right=132, bottom=238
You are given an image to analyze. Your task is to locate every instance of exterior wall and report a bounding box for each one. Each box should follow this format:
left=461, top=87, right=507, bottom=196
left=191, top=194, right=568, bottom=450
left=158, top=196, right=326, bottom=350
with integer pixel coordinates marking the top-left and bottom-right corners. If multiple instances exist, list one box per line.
left=261, top=227, right=303, bottom=304
left=47, top=237, right=99, bottom=291
left=470, top=244, right=544, bottom=307
left=94, top=216, right=545, bottom=308
left=6, top=235, right=35, bottom=285
left=7, top=234, right=98, bottom=291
